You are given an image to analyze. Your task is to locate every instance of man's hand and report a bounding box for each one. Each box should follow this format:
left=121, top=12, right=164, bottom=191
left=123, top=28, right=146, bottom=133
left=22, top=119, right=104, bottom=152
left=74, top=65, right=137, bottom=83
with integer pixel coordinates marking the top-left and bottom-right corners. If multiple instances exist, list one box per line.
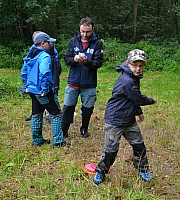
left=74, top=54, right=88, bottom=64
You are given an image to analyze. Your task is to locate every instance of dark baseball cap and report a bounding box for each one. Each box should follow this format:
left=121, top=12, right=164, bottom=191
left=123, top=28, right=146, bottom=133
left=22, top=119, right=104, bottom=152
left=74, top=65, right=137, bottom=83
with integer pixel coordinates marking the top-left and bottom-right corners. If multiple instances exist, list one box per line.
left=33, top=32, right=56, bottom=45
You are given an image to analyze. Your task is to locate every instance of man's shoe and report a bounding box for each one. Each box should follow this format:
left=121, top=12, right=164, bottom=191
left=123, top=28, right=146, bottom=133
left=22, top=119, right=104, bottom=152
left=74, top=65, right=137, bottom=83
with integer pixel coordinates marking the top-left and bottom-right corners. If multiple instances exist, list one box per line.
left=53, top=141, right=71, bottom=148
left=80, top=128, right=89, bottom=138
left=139, top=171, right=152, bottom=181
left=25, top=115, right=32, bottom=121
left=32, top=139, right=50, bottom=147
left=93, top=172, right=105, bottom=185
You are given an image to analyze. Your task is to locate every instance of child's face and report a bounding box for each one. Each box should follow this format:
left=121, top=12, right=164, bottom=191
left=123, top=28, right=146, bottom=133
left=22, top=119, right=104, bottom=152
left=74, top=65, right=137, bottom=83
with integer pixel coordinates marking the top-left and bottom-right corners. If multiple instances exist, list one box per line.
left=128, top=60, right=145, bottom=76
left=41, top=41, right=51, bottom=50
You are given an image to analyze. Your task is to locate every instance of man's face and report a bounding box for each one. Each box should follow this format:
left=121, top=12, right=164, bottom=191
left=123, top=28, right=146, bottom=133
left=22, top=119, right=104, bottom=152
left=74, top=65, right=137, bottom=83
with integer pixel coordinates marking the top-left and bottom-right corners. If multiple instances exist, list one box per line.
left=128, top=60, right=145, bottom=76
left=80, top=24, right=93, bottom=42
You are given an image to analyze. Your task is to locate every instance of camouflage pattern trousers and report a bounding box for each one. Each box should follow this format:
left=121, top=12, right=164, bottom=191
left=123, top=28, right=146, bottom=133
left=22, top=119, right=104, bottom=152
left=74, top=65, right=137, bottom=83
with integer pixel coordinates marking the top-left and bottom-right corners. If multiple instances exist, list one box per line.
left=96, top=122, right=149, bottom=173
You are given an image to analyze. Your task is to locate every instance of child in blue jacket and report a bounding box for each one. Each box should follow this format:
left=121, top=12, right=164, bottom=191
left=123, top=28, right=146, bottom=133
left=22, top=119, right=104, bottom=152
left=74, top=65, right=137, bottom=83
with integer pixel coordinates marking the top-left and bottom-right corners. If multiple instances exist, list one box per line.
left=24, top=31, right=62, bottom=123
left=21, top=32, right=68, bottom=148
left=93, top=49, right=156, bottom=184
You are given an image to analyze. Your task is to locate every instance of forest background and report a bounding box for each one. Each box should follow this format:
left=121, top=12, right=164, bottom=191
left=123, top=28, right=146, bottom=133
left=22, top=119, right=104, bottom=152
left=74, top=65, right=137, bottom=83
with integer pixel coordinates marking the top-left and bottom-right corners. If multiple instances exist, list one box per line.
left=0, top=0, right=180, bottom=71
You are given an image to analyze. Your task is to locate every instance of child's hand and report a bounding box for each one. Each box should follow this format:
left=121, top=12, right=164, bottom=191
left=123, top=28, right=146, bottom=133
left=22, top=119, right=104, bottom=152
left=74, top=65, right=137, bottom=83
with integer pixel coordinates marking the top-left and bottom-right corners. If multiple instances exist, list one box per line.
left=137, top=114, right=144, bottom=123
left=153, top=99, right=157, bottom=104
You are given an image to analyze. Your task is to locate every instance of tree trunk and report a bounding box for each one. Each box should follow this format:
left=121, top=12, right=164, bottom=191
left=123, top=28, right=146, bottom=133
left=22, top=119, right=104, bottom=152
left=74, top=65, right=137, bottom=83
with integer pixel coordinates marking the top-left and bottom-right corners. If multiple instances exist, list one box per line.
left=132, top=0, right=138, bottom=41
left=171, top=0, right=179, bottom=37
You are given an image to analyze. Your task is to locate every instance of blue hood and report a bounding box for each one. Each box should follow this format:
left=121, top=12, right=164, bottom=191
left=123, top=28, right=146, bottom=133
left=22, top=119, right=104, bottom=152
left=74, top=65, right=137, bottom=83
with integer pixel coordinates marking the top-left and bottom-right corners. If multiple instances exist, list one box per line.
left=21, top=47, right=53, bottom=95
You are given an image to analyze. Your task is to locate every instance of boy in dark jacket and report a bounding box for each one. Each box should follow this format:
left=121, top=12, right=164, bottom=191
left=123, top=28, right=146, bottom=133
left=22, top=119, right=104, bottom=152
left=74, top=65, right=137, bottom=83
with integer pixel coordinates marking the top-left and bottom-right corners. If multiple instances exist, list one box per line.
left=93, top=49, right=156, bottom=184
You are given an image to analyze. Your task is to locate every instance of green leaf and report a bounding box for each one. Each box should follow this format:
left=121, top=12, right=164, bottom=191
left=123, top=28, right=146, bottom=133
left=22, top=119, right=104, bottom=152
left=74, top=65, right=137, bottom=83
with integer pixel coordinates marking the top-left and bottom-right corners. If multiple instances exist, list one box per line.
left=3, top=162, right=15, bottom=171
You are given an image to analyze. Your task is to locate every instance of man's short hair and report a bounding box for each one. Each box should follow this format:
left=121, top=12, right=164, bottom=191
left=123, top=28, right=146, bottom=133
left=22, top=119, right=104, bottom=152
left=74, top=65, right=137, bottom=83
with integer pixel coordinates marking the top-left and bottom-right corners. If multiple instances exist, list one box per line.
left=79, top=17, right=94, bottom=28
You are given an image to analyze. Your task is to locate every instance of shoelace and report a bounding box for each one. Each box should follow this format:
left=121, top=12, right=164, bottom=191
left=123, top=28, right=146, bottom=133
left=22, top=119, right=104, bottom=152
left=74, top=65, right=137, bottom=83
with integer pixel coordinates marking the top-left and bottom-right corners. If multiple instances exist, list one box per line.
left=144, top=173, right=150, bottom=178
left=141, top=172, right=151, bottom=180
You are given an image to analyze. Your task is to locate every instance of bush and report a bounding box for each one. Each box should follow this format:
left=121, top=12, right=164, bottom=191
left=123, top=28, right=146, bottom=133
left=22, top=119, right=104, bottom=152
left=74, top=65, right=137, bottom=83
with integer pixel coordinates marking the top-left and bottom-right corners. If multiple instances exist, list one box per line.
left=0, top=37, right=179, bottom=72
left=102, top=38, right=180, bottom=71
left=0, top=76, right=20, bottom=99
left=135, top=40, right=180, bottom=71
left=0, top=45, right=27, bottom=69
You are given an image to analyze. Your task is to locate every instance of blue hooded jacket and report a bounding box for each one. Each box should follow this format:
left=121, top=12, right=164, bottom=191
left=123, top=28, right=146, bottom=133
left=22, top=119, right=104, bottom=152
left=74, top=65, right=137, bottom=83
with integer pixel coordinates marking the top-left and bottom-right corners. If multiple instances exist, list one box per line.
left=64, top=32, right=103, bottom=87
left=104, top=61, right=154, bottom=127
left=24, top=44, right=61, bottom=92
left=21, top=47, right=53, bottom=95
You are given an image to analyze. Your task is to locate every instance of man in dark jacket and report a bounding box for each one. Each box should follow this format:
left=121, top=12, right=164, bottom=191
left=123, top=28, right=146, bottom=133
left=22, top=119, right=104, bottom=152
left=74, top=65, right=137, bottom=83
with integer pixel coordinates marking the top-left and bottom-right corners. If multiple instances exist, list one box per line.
left=93, top=49, right=156, bottom=184
left=62, top=17, right=103, bottom=138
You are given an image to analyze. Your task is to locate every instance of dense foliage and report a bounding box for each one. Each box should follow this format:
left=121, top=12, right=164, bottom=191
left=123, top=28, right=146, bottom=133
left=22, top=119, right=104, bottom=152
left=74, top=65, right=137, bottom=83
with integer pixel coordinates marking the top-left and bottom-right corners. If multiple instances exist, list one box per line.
left=0, top=1, right=179, bottom=72
left=0, top=38, right=179, bottom=72
left=0, top=0, right=179, bottom=44
left=102, top=39, right=180, bottom=71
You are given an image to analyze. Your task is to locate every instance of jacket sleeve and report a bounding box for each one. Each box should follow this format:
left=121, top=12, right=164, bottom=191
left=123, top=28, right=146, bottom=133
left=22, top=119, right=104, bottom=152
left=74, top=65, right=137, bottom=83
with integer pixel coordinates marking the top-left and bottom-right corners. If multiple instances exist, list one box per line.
left=136, top=106, right=143, bottom=115
left=54, top=48, right=59, bottom=59
left=52, top=47, right=62, bottom=74
left=85, top=40, right=103, bottom=69
left=21, top=61, right=28, bottom=88
left=39, top=55, right=52, bottom=94
left=64, top=39, right=77, bottom=66
left=122, top=83, right=155, bottom=106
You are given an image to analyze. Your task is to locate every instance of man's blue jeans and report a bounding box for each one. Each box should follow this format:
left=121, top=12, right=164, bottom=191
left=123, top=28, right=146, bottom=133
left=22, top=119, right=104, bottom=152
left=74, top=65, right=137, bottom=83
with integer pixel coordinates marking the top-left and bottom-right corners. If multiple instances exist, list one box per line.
left=64, top=85, right=96, bottom=107
left=62, top=85, right=96, bottom=129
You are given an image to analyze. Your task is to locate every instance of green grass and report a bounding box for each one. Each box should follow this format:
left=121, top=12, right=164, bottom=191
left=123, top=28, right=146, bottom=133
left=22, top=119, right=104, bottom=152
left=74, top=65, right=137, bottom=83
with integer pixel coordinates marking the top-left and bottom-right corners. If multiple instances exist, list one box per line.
left=0, top=69, right=179, bottom=200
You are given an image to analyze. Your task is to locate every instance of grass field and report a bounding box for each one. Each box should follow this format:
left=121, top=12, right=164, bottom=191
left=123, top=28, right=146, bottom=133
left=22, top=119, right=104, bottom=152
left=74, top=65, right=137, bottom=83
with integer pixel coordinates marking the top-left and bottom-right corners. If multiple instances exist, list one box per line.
left=0, top=68, right=179, bottom=200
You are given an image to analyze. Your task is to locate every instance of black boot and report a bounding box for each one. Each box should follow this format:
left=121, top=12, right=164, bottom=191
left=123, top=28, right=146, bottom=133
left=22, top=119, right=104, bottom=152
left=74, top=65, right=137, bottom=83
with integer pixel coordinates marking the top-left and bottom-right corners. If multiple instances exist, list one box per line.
left=62, top=123, right=70, bottom=137
left=80, top=106, right=93, bottom=138
left=62, top=105, right=75, bottom=137
left=80, top=127, right=89, bottom=138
